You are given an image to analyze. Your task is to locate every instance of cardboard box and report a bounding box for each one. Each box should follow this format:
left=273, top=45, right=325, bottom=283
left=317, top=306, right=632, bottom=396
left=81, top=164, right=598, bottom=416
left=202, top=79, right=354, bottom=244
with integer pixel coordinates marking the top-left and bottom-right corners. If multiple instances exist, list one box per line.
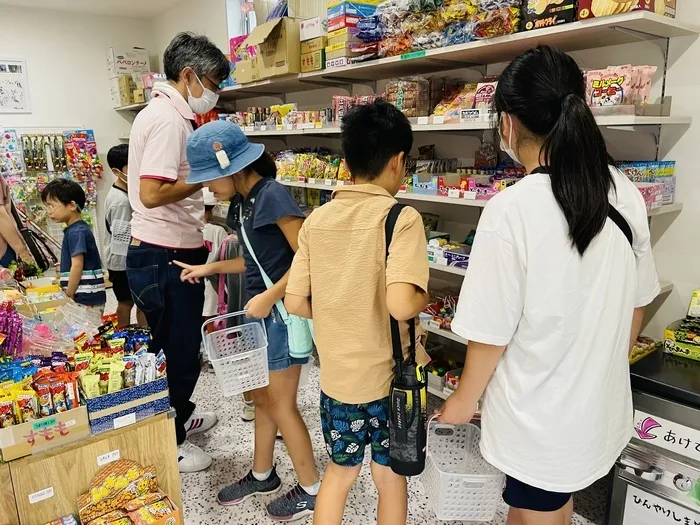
left=0, top=406, right=89, bottom=461
left=328, top=14, right=361, bottom=32
left=242, top=17, right=301, bottom=80
left=664, top=319, right=700, bottom=362
left=412, top=174, right=439, bottom=195
left=301, top=50, right=326, bottom=72
left=133, top=89, right=146, bottom=104
left=300, top=16, right=327, bottom=41
left=86, top=376, right=170, bottom=435
left=523, top=1, right=576, bottom=30
left=328, top=26, right=360, bottom=46
left=325, top=42, right=365, bottom=60
left=233, top=57, right=261, bottom=84
left=438, top=174, right=470, bottom=197
left=106, top=47, right=150, bottom=77
left=255, top=0, right=325, bottom=21
left=328, top=1, right=378, bottom=18
left=301, top=36, right=327, bottom=54
left=578, top=0, right=676, bottom=20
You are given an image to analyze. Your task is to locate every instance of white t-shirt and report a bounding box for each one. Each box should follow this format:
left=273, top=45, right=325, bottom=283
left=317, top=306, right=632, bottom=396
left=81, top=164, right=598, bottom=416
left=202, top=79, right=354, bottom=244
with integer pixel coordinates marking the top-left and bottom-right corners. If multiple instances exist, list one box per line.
left=451, top=167, right=660, bottom=493
left=202, top=222, right=227, bottom=317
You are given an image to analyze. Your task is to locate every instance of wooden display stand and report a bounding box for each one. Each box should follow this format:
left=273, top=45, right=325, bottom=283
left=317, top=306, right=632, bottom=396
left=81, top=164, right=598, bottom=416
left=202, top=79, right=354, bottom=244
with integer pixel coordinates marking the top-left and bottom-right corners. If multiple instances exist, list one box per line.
left=0, top=412, right=181, bottom=525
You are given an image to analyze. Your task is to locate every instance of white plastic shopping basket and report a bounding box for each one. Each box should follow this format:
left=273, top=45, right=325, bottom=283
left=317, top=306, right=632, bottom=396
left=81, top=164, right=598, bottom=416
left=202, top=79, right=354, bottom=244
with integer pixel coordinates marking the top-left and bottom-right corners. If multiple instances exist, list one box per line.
left=202, top=311, right=269, bottom=396
left=422, top=419, right=505, bottom=522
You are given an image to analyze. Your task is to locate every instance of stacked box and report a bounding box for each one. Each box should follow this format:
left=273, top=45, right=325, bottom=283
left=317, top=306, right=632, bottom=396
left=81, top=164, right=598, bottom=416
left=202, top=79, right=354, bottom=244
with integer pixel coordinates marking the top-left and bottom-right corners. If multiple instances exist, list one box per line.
left=523, top=0, right=577, bottom=31
left=301, top=36, right=327, bottom=72
left=328, top=1, right=378, bottom=18
left=578, top=0, right=676, bottom=19
left=634, top=182, right=664, bottom=211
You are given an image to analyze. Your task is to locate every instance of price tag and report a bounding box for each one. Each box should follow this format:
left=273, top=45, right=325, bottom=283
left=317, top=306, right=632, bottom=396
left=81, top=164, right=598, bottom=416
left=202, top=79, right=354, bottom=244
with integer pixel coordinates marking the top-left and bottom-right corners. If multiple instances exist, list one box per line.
left=336, top=180, right=345, bottom=186
left=460, top=109, right=480, bottom=122
left=324, top=179, right=333, bottom=186
left=276, top=125, right=283, bottom=131
left=29, top=487, right=54, bottom=504
left=244, top=126, right=254, bottom=133
left=398, top=186, right=407, bottom=193
left=297, top=176, right=306, bottom=183
left=417, top=116, right=429, bottom=125
left=284, top=175, right=292, bottom=182
left=463, top=191, right=477, bottom=200
left=286, top=124, right=294, bottom=130
left=308, top=178, right=316, bottom=185
left=315, top=122, right=323, bottom=128
left=304, top=123, right=315, bottom=129
left=97, top=449, right=121, bottom=466
left=447, top=188, right=461, bottom=198
left=113, top=413, right=136, bottom=430
left=400, top=50, right=426, bottom=61
left=296, top=124, right=304, bottom=130
left=433, top=115, right=445, bottom=125
left=260, top=125, right=267, bottom=131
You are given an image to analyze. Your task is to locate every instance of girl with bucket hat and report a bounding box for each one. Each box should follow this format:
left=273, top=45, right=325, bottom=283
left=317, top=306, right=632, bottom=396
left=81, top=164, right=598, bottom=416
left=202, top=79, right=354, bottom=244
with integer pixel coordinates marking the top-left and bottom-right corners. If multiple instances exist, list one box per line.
left=175, top=120, right=320, bottom=522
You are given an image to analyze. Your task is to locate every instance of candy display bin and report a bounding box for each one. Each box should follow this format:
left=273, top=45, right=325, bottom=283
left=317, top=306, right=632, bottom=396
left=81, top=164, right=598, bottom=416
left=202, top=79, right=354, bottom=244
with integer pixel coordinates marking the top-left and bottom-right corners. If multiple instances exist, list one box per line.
left=1, top=411, right=181, bottom=525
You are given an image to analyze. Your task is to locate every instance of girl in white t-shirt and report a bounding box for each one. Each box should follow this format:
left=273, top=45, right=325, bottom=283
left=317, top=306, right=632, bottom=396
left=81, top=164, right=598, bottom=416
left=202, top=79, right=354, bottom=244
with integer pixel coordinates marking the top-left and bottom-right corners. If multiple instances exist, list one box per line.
left=437, top=45, right=659, bottom=525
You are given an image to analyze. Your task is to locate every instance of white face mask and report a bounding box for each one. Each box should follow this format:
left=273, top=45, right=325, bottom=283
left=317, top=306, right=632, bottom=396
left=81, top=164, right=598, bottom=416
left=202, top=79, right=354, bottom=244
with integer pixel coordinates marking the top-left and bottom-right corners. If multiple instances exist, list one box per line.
left=499, top=114, right=521, bottom=165
left=186, top=69, right=219, bottom=114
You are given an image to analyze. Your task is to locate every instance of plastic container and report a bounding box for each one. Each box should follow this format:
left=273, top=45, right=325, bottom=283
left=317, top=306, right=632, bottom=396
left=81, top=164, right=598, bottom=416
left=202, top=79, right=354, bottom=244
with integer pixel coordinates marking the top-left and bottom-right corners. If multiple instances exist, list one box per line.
left=202, top=311, right=269, bottom=396
left=422, top=422, right=504, bottom=522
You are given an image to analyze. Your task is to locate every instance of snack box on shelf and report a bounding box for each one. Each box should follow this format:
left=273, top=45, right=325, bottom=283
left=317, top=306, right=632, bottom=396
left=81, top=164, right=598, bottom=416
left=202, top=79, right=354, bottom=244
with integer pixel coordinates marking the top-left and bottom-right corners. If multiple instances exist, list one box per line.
left=300, top=16, right=327, bottom=41
left=106, top=47, right=150, bottom=77
left=327, top=1, right=378, bottom=19
left=327, top=26, right=360, bottom=46
left=438, top=174, right=475, bottom=198
left=302, top=50, right=326, bottom=72
left=328, top=14, right=361, bottom=32
left=301, top=36, right=327, bottom=54
left=523, top=0, right=576, bottom=31
left=412, top=174, right=439, bottom=195
left=428, top=243, right=471, bottom=269
left=0, top=405, right=89, bottom=461
left=635, top=182, right=664, bottom=211
left=664, top=319, right=700, bottom=362
left=234, top=17, right=301, bottom=84
left=85, top=376, right=170, bottom=435
left=629, top=336, right=662, bottom=365
left=578, top=0, right=676, bottom=19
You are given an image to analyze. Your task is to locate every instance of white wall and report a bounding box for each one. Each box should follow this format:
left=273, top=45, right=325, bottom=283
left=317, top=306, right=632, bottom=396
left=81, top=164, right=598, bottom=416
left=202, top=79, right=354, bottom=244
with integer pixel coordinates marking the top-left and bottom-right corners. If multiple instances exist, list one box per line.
left=151, top=0, right=229, bottom=70
left=0, top=5, right=155, bottom=253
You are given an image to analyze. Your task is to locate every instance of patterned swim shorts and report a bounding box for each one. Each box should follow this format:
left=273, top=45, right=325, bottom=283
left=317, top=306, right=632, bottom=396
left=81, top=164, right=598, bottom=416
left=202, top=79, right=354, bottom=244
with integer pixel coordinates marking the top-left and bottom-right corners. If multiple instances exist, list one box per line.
left=320, top=391, right=391, bottom=467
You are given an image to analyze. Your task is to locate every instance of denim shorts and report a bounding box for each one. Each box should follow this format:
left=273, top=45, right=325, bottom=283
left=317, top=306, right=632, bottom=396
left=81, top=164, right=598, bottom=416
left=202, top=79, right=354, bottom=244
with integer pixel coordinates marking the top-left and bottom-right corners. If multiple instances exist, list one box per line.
left=255, top=307, right=308, bottom=372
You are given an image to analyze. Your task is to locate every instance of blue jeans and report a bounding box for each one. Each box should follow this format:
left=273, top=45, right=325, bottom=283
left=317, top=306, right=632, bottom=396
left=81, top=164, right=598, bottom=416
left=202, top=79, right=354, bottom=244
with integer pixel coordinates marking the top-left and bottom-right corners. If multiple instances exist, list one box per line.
left=126, top=240, right=207, bottom=444
left=262, top=307, right=308, bottom=371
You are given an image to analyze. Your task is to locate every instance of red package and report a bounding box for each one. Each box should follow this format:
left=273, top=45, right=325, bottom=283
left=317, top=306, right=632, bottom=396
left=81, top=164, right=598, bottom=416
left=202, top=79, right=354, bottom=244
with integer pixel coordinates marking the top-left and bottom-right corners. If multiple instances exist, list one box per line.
left=50, top=379, right=67, bottom=413
left=34, top=380, right=53, bottom=417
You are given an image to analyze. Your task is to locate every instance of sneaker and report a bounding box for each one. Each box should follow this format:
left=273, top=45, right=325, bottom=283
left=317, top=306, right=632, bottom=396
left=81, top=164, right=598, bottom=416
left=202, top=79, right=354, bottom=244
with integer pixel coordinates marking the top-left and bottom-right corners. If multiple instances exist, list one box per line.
left=267, top=484, right=316, bottom=522
left=218, top=468, right=282, bottom=506
left=178, top=441, right=212, bottom=473
left=185, top=411, right=217, bottom=436
left=242, top=403, right=256, bottom=422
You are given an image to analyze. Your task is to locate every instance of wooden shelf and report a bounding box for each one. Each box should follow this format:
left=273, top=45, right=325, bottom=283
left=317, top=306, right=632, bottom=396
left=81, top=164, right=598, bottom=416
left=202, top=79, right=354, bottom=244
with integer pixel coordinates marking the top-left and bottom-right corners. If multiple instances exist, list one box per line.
left=225, top=12, right=699, bottom=97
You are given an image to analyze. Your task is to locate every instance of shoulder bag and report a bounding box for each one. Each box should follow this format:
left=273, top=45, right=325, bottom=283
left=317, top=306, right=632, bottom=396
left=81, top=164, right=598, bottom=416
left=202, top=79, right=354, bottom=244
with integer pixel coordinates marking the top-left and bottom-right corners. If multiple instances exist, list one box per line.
left=238, top=206, right=314, bottom=358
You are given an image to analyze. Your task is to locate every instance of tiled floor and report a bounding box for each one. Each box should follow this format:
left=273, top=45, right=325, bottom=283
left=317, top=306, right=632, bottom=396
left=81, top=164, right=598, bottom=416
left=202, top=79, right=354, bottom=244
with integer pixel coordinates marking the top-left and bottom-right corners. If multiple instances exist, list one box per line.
left=105, top=292, right=610, bottom=525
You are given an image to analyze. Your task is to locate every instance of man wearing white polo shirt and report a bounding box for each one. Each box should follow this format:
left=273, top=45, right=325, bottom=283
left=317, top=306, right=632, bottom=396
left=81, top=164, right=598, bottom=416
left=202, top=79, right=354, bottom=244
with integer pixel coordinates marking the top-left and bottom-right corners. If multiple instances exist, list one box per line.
left=126, top=32, right=230, bottom=473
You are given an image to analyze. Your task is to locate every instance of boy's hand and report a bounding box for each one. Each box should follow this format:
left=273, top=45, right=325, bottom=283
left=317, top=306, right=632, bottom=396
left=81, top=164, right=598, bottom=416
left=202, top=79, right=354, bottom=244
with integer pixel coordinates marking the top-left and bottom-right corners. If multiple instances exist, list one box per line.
left=174, top=261, right=212, bottom=283
left=435, top=390, right=475, bottom=426
left=245, top=292, right=275, bottom=319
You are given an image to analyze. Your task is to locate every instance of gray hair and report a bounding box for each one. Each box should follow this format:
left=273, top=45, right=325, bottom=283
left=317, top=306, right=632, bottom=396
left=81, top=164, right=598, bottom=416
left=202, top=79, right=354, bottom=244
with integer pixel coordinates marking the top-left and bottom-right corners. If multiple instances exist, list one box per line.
left=163, top=32, right=230, bottom=84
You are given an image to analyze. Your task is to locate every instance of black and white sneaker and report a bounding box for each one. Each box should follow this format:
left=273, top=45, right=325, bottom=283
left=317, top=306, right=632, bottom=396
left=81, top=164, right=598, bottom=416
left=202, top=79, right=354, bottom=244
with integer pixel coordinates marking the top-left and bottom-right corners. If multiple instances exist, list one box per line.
left=218, top=468, right=282, bottom=505
left=266, top=484, right=316, bottom=522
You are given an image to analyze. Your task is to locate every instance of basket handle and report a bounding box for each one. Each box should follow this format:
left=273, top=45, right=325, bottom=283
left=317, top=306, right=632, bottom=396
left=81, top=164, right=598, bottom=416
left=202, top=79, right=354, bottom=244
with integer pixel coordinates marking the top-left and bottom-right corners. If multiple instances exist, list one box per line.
left=425, top=414, right=443, bottom=458
left=200, top=310, right=267, bottom=342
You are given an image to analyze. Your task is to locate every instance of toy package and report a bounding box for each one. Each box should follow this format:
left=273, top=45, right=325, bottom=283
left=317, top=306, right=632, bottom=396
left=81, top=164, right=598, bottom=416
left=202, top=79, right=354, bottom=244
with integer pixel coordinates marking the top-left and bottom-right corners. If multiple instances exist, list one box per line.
left=0, top=129, right=25, bottom=177
left=63, top=130, right=104, bottom=181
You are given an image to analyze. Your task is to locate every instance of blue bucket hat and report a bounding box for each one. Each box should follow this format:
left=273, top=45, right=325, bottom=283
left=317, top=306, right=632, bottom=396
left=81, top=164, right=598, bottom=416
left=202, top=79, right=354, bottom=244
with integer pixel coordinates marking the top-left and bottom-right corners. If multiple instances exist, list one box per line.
left=186, top=120, right=265, bottom=185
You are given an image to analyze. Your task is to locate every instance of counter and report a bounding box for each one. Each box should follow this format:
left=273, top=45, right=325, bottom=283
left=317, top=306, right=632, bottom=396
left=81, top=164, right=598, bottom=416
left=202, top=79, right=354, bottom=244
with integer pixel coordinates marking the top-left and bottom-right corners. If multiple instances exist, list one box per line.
left=608, top=350, right=700, bottom=525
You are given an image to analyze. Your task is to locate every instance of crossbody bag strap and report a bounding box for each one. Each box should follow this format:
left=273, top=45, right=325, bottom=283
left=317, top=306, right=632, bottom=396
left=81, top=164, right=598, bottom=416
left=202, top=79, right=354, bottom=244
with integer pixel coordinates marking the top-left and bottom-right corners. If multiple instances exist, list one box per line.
left=384, top=203, right=417, bottom=366
left=238, top=205, right=290, bottom=321
left=216, top=236, right=231, bottom=314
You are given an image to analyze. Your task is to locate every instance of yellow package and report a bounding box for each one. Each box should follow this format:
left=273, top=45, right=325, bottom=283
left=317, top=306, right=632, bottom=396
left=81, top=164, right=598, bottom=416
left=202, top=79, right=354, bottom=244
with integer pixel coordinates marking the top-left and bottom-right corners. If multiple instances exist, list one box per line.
left=0, top=392, right=16, bottom=428
left=80, top=373, right=100, bottom=399
left=108, top=361, right=126, bottom=394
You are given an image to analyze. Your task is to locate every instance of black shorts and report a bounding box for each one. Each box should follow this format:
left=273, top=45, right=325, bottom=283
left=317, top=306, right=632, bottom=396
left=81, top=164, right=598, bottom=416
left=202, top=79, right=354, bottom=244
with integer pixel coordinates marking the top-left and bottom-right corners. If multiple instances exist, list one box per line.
left=108, top=270, right=132, bottom=303
left=503, top=476, right=571, bottom=512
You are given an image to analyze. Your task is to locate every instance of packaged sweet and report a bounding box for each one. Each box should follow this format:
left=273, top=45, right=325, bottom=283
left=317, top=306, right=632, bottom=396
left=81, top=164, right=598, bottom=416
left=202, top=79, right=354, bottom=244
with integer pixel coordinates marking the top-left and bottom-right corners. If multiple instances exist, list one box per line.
left=123, top=356, right=136, bottom=388
left=14, top=389, right=38, bottom=422
left=50, top=378, right=67, bottom=413
left=64, top=373, right=80, bottom=410
left=441, top=0, right=478, bottom=23
left=444, top=21, right=475, bottom=45
left=108, top=360, right=125, bottom=393
left=473, top=6, right=520, bottom=39
left=128, top=499, right=176, bottom=525
left=474, top=78, right=498, bottom=109
left=35, top=380, right=53, bottom=416
left=586, top=65, right=633, bottom=107
left=81, top=373, right=100, bottom=399
left=0, top=393, right=15, bottom=427
left=98, top=363, right=111, bottom=396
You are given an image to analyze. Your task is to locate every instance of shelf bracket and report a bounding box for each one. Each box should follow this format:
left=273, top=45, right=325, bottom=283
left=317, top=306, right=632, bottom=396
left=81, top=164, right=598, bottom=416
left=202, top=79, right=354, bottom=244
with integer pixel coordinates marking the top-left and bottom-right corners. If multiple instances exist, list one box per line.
left=611, top=26, right=670, bottom=55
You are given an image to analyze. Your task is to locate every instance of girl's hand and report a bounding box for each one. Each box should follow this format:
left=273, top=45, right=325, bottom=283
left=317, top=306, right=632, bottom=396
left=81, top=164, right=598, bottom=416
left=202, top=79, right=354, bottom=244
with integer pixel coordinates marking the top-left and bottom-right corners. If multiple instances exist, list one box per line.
left=174, top=261, right=213, bottom=283
left=435, top=391, right=475, bottom=426
left=245, top=292, right=275, bottom=319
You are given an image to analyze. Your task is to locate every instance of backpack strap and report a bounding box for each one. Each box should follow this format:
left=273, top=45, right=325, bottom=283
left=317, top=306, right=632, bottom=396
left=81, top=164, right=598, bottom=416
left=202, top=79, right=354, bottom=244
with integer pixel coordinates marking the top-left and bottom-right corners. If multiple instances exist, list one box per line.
left=607, top=205, right=633, bottom=248
left=385, top=203, right=417, bottom=367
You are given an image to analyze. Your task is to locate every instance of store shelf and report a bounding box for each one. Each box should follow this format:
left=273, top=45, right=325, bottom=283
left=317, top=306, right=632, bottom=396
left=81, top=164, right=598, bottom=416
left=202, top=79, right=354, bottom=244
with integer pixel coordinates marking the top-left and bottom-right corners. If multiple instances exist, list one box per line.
left=225, top=12, right=698, bottom=96
left=118, top=136, right=130, bottom=141
left=429, top=263, right=467, bottom=276
left=428, top=385, right=450, bottom=400
left=659, top=280, right=673, bottom=294
left=114, top=102, right=147, bottom=112
left=426, top=325, right=468, bottom=345
left=648, top=202, right=683, bottom=216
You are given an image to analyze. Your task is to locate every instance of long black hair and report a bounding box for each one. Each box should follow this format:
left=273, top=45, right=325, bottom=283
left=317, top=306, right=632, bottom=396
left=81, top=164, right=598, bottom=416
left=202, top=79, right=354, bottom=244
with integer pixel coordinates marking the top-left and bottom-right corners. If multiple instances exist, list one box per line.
left=494, top=45, right=614, bottom=256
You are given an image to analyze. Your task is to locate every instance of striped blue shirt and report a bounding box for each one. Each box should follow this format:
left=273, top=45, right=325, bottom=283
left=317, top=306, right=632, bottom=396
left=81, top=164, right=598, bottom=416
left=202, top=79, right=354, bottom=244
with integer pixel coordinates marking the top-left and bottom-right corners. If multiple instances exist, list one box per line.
left=59, top=220, right=106, bottom=306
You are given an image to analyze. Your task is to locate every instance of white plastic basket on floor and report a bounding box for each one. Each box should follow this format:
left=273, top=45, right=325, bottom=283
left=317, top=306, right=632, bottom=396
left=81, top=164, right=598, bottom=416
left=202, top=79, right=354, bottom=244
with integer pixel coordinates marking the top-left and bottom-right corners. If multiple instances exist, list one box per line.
left=202, top=311, right=269, bottom=396
left=422, top=422, right=505, bottom=522
left=110, top=219, right=131, bottom=256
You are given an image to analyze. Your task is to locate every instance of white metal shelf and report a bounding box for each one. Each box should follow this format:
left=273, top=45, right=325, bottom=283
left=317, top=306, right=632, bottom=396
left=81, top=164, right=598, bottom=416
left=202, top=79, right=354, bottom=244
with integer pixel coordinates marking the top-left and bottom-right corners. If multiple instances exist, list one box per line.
left=114, top=102, right=147, bottom=112
left=426, top=325, right=468, bottom=345
left=427, top=385, right=450, bottom=400
left=222, top=12, right=699, bottom=99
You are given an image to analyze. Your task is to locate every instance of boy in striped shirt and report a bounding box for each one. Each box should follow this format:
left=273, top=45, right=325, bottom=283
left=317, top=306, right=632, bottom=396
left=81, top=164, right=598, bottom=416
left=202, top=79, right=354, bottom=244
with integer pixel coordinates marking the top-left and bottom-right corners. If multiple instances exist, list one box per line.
left=42, top=179, right=106, bottom=308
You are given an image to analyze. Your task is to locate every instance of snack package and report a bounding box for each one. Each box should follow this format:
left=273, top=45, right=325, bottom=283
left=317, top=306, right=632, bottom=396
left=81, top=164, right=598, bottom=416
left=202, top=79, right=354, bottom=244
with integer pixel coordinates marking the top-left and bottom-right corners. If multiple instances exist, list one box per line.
left=50, top=378, right=68, bottom=413
left=472, top=6, right=520, bottom=39
left=123, top=356, right=137, bottom=389
left=80, top=373, right=100, bottom=399
left=523, top=0, right=576, bottom=31
left=586, top=65, right=634, bottom=107
left=108, top=360, right=125, bottom=394
left=441, top=0, right=478, bottom=23
left=0, top=393, right=15, bottom=427
left=64, top=373, right=80, bottom=410
left=128, top=499, right=176, bottom=525
left=14, top=389, right=38, bottom=423
left=578, top=0, right=675, bottom=20
left=474, top=78, right=498, bottom=109
left=35, top=380, right=53, bottom=416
